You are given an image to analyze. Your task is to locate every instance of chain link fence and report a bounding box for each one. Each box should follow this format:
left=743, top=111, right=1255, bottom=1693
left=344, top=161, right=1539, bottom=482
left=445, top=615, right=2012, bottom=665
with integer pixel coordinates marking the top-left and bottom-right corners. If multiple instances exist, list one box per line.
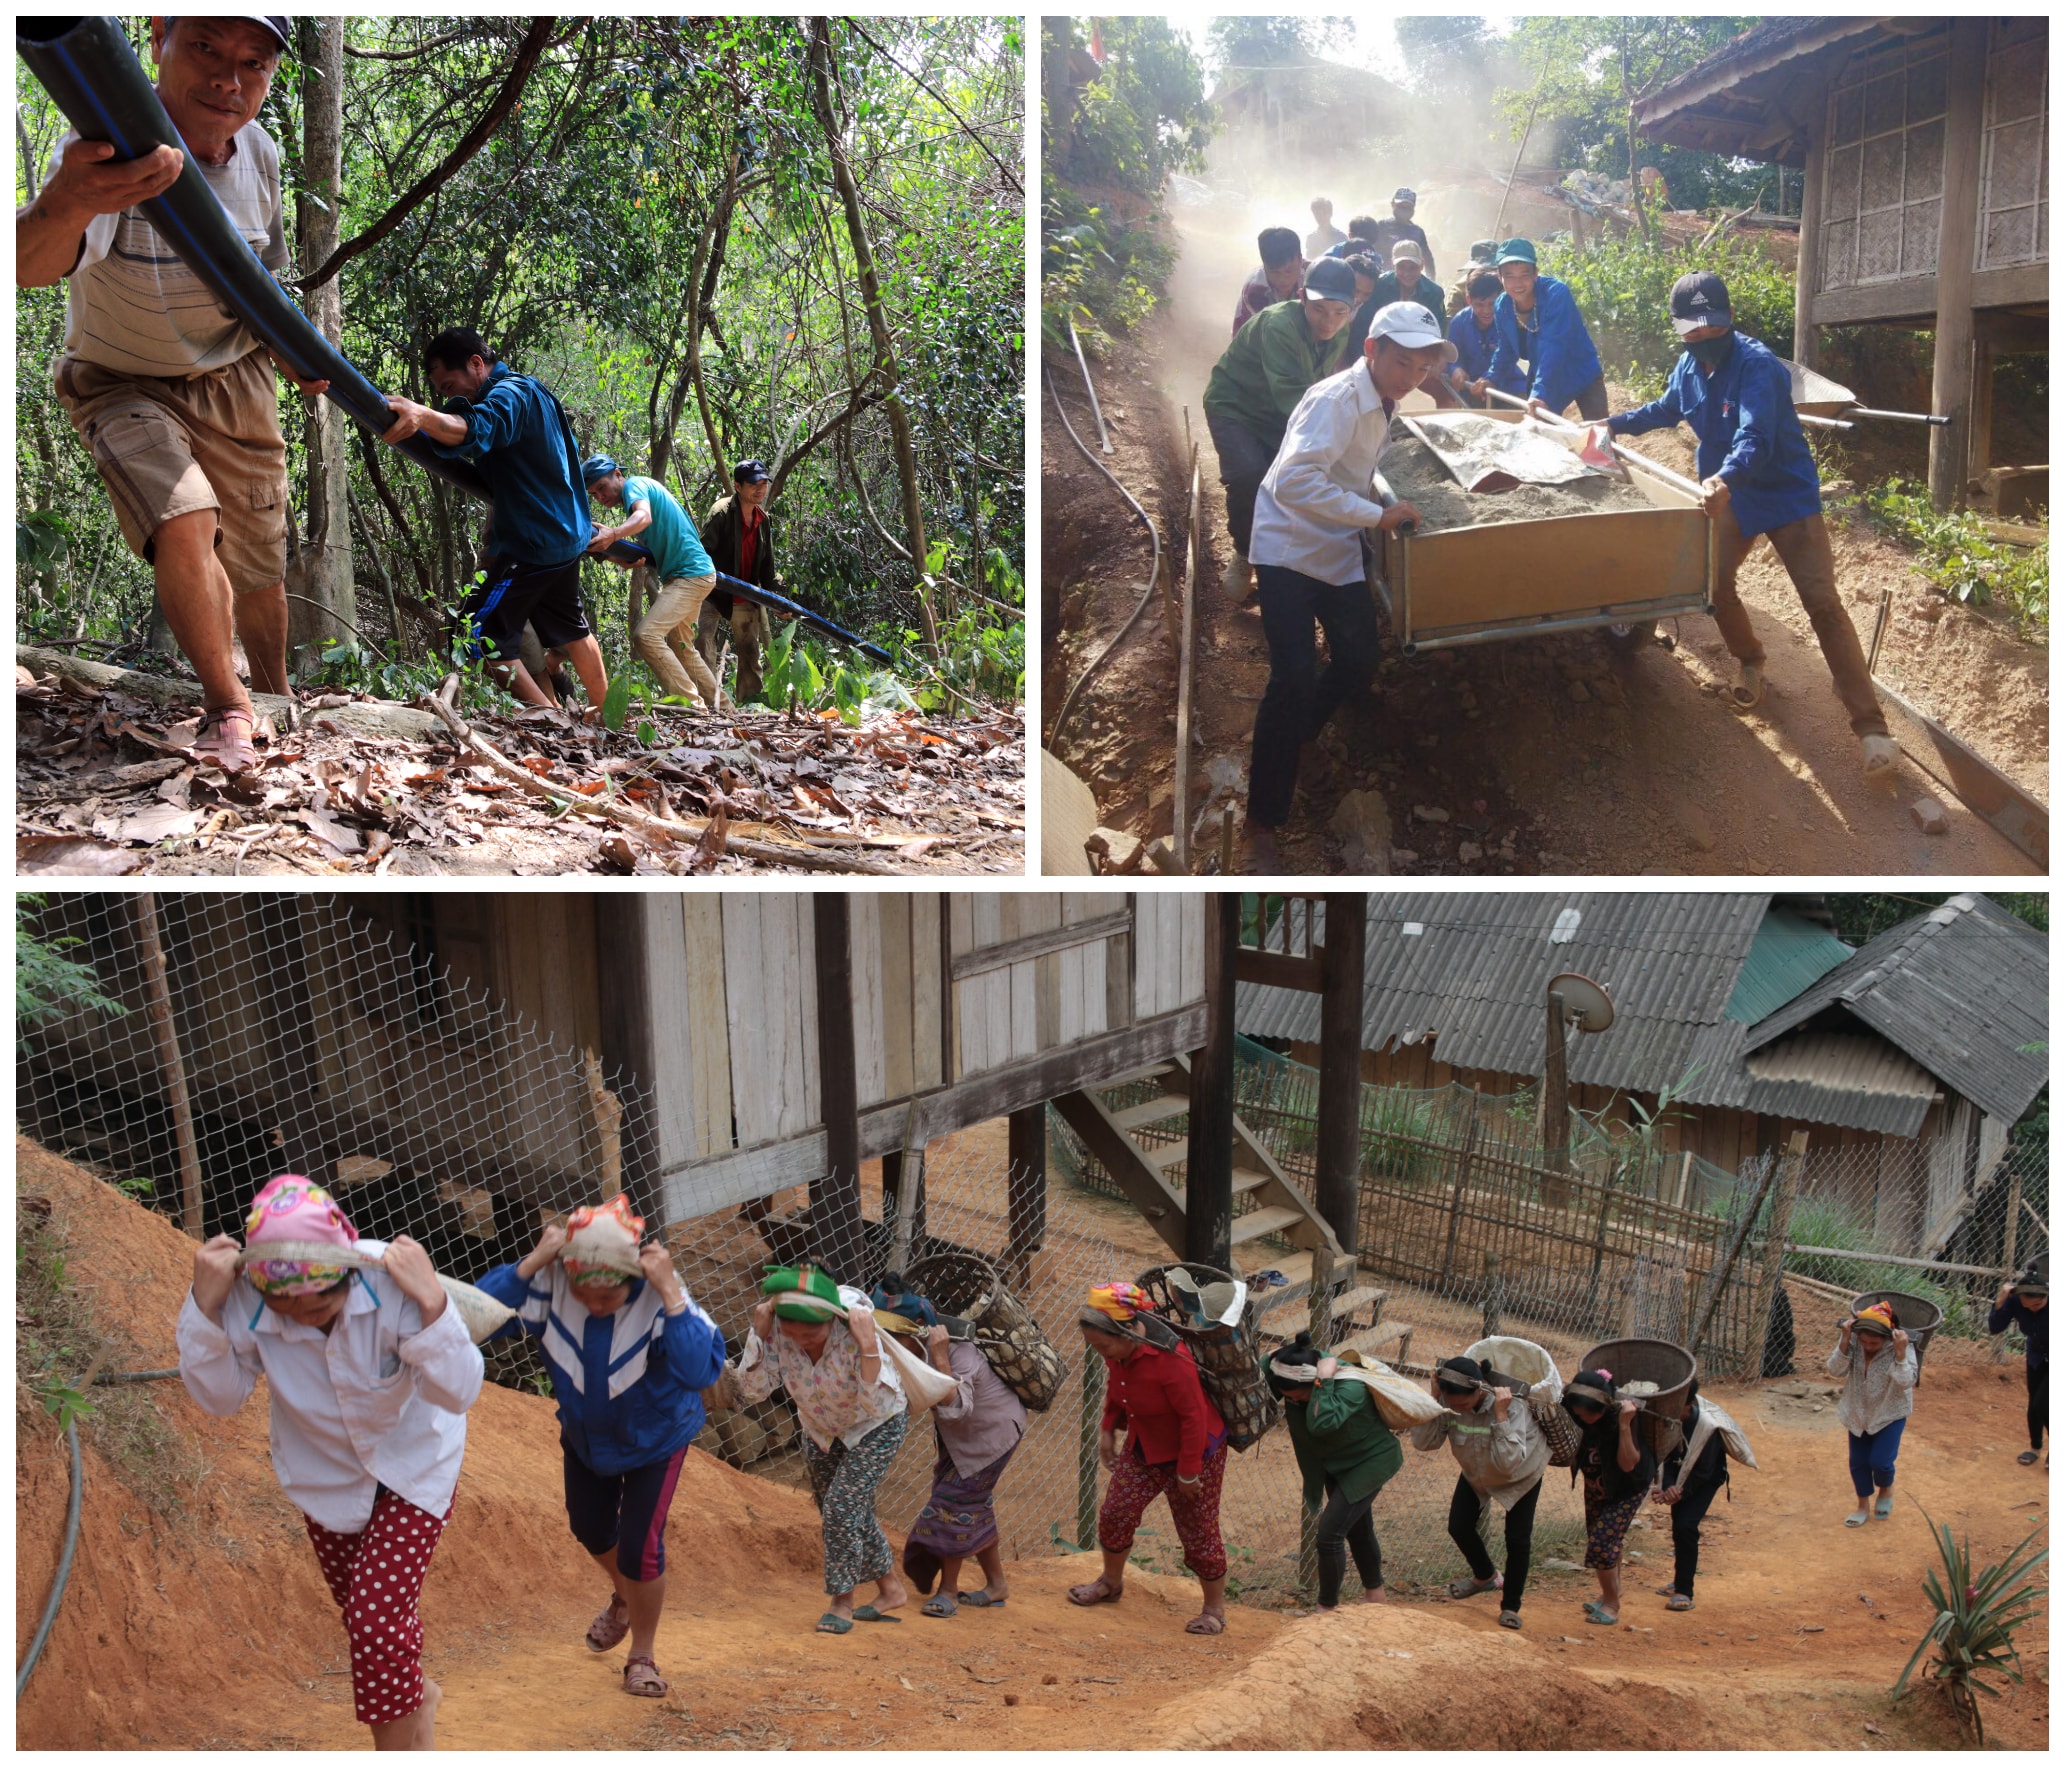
left=17, top=891, right=2046, bottom=1609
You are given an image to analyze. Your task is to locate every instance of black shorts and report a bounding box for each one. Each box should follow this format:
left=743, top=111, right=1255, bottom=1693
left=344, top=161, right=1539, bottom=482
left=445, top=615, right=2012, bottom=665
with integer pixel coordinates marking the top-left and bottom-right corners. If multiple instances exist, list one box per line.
left=459, top=555, right=590, bottom=661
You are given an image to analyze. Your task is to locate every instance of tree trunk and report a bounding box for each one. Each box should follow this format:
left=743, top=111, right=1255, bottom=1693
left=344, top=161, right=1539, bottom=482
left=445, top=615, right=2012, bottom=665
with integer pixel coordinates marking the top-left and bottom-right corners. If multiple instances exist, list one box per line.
left=291, top=16, right=357, bottom=668
left=1622, top=29, right=1653, bottom=246
left=807, top=16, right=938, bottom=650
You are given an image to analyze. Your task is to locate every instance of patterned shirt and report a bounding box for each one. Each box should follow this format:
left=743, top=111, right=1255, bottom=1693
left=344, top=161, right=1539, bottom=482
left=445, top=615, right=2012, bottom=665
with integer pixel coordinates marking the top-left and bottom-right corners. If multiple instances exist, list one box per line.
left=737, top=1318, right=905, bottom=1450
left=54, top=122, right=288, bottom=377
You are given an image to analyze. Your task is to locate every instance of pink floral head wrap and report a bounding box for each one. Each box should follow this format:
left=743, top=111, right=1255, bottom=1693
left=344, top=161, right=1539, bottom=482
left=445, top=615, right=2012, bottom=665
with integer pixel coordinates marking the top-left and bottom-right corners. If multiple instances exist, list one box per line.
left=242, top=1175, right=359, bottom=1296
left=562, top=1194, right=644, bottom=1288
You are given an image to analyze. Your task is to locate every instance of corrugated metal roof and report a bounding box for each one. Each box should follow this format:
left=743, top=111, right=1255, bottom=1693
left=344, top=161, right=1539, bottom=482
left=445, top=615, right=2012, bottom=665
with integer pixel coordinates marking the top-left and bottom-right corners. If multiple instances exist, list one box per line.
left=1235, top=894, right=1772, bottom=1102
left=1725, top=909, right=1856, bottom=1025
left=1742, top=1031, right=1940, bottom=1137
left=1743, top=895, right=2048, bottom=1125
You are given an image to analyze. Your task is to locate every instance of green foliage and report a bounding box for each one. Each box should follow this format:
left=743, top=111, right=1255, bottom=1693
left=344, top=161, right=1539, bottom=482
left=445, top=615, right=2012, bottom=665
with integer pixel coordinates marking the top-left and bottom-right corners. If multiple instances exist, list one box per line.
left=600, top=673, right=634, bottom=734
left=17, top=18, right=1022, bottom=697
left=1780, top=1195, right=1984, bottom=1338
left=1040, top=193, right=1176, bottom=347
left=1894, top=1509, right=2048, bottom=1744
left=1825, top=894, right=2048, bottom=945
left=1538, top=230, right=1796, bottom=384
left=1361, top=1090, right=1445, bottom=1185
left=1044, top=17, right=1209, bottom=199
left=1862, top=479, right=2048, bottom=634
left=38, top=1378, right=95, bottom=1432
left=17, top=896, right=128, bottom=1034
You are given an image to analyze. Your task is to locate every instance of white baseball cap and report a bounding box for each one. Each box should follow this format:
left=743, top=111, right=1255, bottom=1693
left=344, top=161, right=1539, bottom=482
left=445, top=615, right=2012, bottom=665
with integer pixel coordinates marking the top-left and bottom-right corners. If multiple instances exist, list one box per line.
left=1390, top=239, right=1424, bottom=265
left=1367, top=301, right=1458, bottom=357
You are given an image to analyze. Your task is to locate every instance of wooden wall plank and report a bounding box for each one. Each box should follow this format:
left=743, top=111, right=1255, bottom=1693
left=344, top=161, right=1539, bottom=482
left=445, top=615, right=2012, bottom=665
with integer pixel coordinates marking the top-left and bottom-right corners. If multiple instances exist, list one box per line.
left=912, top=894, right=944, bottom=1091
left=1178, top=895, right=1207, bottom=1007
left=850, top=893, right=887, bottom=1108
left=1009, top=957, right=1039, bottom=1060
left=1132, top=895, right=1160, bottom=1023
left=680, top=895, right=732, bottom=1158
left=1036, top=950, right=1062, bottom=1051
left=879, top=894, right=914, bottom=1103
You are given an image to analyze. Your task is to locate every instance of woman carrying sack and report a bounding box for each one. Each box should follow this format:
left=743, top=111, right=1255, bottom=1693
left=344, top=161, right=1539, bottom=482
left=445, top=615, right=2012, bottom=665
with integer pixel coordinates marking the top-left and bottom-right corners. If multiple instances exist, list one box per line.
left=1653, top=1377, right=1752, bottom=1613
left=1562, top=1368, right=1658, bottom=1627
left=1412, top=1355, right=1547, bottom=1630
left=737, top=1263, right=911, bottom=1632
left=1068, top=1281, right=1232, bottom=1636
left=476, top=1195, right=724, bottom=1697
left=1268, top=1332, right=1402, bottom=1613
left=1829, top=1300, right=1917, bottom=1526
left=178, top=1176, right=483, bottom=1750
left=876, top=1276, right=1028, bottom=1617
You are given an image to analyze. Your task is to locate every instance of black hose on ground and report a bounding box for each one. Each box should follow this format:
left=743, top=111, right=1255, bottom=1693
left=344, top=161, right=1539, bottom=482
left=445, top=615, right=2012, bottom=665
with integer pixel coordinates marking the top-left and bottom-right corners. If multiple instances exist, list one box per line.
left=17, top=17, right=486, bottom=498
left=1043, top=365, right=1163, bottom=752
left=16, top=1419, right=83, bottom=1696
left=94, top=1367, right=181, bottom=1383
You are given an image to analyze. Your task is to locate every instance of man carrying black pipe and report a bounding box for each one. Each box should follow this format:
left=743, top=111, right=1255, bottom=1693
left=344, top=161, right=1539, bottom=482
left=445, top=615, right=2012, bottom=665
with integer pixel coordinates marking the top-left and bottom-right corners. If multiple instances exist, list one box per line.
left=696, top=458, right=778, bottom=704
left=379, top=329, right=610, bottom=714
left=17, top=15, right=329, bottom=773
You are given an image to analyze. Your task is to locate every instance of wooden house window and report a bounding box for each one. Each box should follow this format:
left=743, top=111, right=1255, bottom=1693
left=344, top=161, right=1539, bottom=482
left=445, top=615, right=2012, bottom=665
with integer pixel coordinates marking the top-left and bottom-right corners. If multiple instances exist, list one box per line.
left=1979, top=18, right=2047, bottom=270
left=1820, top=32, right=1951, bottom=290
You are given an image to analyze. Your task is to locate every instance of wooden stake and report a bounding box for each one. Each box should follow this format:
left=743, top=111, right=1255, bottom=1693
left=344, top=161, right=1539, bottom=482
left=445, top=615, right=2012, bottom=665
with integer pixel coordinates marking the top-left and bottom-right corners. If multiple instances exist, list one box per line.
left=583, top=1049, right=623, bottom=1200
left=134, top=894, right=204, bottom=1239
left=1743, top=1132, right=1808, bottom=1380
left=1993, top=1163, right=2025, bottom=1364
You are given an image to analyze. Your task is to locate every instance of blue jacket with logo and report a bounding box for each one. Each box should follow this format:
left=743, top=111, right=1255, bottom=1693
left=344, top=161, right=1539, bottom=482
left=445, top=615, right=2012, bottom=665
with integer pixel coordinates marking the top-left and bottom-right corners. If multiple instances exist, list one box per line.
left=1487, top=275, right=1603, bottom=412
left=477, top=1262, right=725, bottom=1475
left=1606, top=331, right=1821, bottom=538
left=428, top=363, right=593, bottom=568
left=1447, top=308, right=1500, bottom=385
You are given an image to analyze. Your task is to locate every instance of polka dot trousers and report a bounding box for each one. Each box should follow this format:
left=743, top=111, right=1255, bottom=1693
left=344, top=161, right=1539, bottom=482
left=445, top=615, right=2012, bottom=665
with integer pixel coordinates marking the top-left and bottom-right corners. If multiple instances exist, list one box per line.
left=303, top=1488, right=450, bottom=1727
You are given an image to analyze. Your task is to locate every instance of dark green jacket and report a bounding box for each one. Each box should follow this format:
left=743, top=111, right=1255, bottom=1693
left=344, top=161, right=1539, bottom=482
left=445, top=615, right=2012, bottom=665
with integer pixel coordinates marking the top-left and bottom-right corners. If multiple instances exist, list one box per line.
left=1285, top=1377, right=1404, bottom=1509
left=1372, top=271, right=1448, bottom=327
left=1201, top=300, right=1359, bottom=449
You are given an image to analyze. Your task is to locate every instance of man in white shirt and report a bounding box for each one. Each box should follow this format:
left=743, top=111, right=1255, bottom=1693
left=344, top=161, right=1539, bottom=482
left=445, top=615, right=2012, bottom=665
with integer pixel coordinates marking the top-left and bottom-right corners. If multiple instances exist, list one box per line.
left=1243, top=302, right=1456, bottom=873
left=18, top=16, right=327, bottom=773
left=1305, top=197, right=1346, bottom=259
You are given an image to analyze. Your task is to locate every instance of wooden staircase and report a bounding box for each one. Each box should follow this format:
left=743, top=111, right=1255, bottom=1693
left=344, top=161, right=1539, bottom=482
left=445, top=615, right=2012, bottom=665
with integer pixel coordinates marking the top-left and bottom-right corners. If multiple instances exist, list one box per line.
left=1052, top=1057, right=1345, bottom=1266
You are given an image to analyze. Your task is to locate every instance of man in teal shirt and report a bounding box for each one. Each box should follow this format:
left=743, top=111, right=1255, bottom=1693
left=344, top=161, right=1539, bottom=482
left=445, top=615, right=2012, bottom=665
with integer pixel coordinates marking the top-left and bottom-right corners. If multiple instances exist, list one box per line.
left=583, top=455, right=725, bottom=711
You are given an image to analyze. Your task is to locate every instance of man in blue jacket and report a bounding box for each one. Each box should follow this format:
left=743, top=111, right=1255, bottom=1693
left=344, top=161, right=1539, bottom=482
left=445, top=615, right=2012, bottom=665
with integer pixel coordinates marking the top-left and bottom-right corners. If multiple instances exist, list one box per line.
left=1599, top=273, right=1894, bottom=772
left=1486, top=239, right=1607, bottom=420
left=478, top=1195, right=725, bottom=1699
left=380, top=328, right=609, bottom=713
left=1445, top=270, right=1503, bottom=406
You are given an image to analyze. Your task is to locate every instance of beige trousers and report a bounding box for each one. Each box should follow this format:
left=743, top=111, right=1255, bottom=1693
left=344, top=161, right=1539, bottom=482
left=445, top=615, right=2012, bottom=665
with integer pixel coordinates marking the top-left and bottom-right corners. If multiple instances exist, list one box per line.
left=633, top=569, right=724, bottom=710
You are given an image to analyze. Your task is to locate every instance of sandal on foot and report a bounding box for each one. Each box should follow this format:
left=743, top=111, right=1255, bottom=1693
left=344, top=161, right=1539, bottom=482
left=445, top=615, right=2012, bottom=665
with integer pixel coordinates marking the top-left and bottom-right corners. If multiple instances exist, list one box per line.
left=1498, top=1611, right=1523, bottom=1631
left=623, top=1656, right=669, bottom=1698
left=1667, top=1593, right=1695, bottom=1612
left=1068, top=1578, right=1123, bottom=1607
left=195, top=706, right=259, bottom=773
left=1584, top=1604, right=1618, bottom=1626
left=2019, top=1450, right=2041, bottom=1466
left=1185, top=1612, right=1226, bottom=1636
left=1873, top=1493, right=1895, bottom=1520
left=816, top=1611, right=854, bottom=1634
left=1844, top=1508, right=1871, bottom=1528
left=1655, top=1584, right=1679, bottom=1598
left=960, top=1588, right=1008, bottom=1608
left=1448, top=1575, right=1502, bottom=1600
left=1728, top=665, right=1766, bottom=712
left=586, top=1593, right=630, bottom=1652
left=852, top=1604, right=902, bottom=1623
left=922, top=1594, right=958, bottom=1618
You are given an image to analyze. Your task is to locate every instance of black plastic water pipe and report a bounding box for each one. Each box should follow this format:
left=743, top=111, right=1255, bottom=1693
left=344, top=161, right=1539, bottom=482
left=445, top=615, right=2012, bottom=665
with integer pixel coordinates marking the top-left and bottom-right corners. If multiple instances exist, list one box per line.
left=606, top=543, right=893, bottom=665
left=24, top=18, right=895, bottom=672
left=17, top=16, right=489, bottom=501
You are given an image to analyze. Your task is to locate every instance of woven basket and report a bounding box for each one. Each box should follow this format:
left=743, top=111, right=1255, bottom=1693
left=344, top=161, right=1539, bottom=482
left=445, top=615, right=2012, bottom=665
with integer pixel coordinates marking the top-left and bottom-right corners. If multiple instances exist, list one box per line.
left=1851, top=1289, right=1944, bottom=1367
left=1579, top=1337, right=1697, bottom=1459
left=905, top=1249, right=1063, bottom=1412
left=1137, top=1262, right=1280, bottom=1451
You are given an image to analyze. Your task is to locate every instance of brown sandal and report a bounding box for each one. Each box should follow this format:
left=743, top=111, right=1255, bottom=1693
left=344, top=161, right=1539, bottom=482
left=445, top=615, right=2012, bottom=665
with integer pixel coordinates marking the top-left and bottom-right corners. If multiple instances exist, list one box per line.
left=195, top=705, right=259, bottom=773
left=586, top=1592, right=629, bottom=1651
left=1067, top=1576, right=1123, bottom=1607
left=623, top=1655, right=669, bottom=1697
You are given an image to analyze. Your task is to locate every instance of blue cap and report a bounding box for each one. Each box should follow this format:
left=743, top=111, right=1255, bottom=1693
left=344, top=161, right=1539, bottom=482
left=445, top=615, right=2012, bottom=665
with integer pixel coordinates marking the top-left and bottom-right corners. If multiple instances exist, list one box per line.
left=580, top=454, right=619, bottom=485
left=1496, top=238, right=1537, bottom=267
left=1302, top=257, right=1359, bottom=303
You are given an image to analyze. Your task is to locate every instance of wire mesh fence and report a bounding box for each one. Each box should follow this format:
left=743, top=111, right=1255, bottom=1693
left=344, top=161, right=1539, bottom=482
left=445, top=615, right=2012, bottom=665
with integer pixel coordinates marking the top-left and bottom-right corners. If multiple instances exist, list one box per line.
left=16, top=890, right=2048, bottom=1609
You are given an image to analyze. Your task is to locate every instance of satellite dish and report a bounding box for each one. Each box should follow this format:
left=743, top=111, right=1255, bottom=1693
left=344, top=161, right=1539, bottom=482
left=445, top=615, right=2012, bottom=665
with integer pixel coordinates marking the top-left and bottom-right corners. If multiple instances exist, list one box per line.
left=1547, top=971, right=1615, bottom=1033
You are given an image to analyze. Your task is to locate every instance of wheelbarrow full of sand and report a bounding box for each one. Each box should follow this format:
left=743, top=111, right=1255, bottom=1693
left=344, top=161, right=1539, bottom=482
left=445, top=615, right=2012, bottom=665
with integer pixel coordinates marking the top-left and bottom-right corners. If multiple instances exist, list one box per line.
left=1367, top=397, right=1714, bottom=655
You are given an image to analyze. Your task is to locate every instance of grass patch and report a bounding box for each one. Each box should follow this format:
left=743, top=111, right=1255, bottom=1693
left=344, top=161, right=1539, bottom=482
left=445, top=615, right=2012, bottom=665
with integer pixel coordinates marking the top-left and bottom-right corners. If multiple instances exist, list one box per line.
left=1782, top=1194, right=1989, bottom=1341
left=16, top=1199, right=198, bottom=1516
left=1861, top=477, right=2047, bottom=636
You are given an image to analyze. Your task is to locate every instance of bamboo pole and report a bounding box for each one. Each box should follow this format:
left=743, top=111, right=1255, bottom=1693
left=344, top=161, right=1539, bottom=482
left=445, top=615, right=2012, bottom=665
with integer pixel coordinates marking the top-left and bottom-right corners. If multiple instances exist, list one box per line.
left=1687, top=1154, right=1783, bottom=1362
left=1439, top=1112, right=1480, bottom=1282
left=1480, top=1249, right=1503, bottom=1338
left=1743, top=1132, right=1808, bottom=1380
left=134, top=894, right=204, bottom=1239
left=1992, top=1164, right=2025, bottom=1364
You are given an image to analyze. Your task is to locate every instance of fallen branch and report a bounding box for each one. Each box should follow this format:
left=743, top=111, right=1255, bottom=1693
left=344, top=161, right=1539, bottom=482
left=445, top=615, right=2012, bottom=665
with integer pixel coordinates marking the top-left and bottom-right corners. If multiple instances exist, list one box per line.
left=418, top=678, right=897, bottom=875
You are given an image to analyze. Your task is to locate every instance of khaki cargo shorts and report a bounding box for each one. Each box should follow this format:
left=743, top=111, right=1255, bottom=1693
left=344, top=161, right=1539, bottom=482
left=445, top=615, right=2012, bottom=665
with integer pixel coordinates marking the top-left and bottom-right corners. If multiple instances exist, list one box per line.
left=53, top=349, right=289, bottom=597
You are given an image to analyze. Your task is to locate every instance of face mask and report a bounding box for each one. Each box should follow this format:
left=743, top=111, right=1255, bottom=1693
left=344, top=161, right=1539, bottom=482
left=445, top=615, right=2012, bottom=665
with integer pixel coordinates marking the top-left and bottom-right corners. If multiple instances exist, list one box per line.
left=1685, top=332, right=1734, bottom=366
